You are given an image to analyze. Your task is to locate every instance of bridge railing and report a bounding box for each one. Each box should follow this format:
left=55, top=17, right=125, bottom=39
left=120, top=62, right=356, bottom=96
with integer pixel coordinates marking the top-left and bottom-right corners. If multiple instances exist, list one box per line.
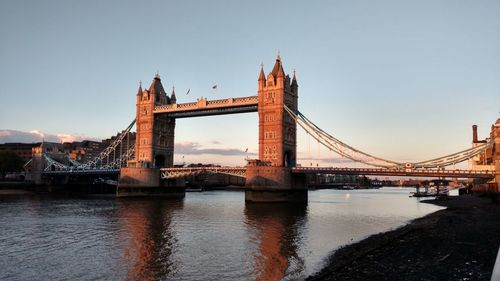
left=154, top=96, right=258, bottom=113
left=293, top=167, right=495, bottom=173
left=291, top=166, right=496, bottom=178
left=160, top=167, right=246, bottom=179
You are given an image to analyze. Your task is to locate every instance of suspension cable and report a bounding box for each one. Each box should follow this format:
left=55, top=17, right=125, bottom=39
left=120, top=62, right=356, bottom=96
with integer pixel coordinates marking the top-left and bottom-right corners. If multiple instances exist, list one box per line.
left=284, top=105, right=494, bottom=169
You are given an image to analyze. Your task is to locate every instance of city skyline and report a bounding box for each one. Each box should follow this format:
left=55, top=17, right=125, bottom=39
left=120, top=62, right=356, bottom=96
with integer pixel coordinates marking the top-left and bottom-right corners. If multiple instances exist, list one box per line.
left=1, top=0, right=499, bottom=167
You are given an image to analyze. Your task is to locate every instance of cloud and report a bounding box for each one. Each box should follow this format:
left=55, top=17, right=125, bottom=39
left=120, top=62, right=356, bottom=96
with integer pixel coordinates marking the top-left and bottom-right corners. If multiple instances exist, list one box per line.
left=56, top=133, right=91, bottom=143
left=0, top=129, right=98, bottom=144
left=175, top=141, right=255, bottom=156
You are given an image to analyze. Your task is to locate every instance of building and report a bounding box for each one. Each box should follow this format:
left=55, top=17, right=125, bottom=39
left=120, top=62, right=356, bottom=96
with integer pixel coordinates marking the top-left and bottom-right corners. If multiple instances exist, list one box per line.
left=0, top=142, right=41, bottom=163
left=469, top=124, right=495, bottom=171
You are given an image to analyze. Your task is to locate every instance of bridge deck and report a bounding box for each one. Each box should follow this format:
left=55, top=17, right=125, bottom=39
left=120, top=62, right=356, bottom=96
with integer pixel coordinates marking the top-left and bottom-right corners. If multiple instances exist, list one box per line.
left=160, top=167, right=246, bottom=179
left=154, top=96, right=258, bottom=118
left=292, top=167, right=496, bottom=179
left=42, top=169, right=120, bottom=176
left=41, top=166, right=495, bottom=179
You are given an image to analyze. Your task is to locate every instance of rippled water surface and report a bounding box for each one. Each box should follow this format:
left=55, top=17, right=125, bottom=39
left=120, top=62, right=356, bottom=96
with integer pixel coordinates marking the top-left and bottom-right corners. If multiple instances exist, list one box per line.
left=0, top=188, right=442, bottom=280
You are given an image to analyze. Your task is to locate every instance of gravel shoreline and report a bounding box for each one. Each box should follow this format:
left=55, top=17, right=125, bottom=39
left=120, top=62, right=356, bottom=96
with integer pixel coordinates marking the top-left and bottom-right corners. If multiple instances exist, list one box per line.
left=307, top=195, right=500, bottom=281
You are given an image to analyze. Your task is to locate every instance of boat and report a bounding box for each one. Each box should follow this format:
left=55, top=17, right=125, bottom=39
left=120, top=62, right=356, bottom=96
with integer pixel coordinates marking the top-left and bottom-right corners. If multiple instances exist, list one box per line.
left=411, top=183, right=449, bottom=198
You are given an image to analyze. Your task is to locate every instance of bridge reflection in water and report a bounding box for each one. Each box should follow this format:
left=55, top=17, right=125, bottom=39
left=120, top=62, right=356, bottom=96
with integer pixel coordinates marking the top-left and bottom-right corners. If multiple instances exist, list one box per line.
left=117, top=199, right=184, bottom=281
left=116, top=197, right=308, bottom=281
left=245, top=203, right=307, bottom=281
left=0, top=189, right=444, bottom=280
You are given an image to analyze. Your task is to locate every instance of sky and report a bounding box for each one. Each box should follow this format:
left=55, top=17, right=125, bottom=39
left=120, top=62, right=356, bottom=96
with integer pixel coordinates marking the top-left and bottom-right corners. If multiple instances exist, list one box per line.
left=0, top=0, right=499, bottom=167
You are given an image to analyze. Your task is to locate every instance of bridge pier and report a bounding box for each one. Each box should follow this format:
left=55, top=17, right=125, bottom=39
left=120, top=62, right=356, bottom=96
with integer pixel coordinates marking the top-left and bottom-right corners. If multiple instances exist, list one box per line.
left=117, top=167, right=185, bottom=198
left=245, top=162, right=307, bottom=203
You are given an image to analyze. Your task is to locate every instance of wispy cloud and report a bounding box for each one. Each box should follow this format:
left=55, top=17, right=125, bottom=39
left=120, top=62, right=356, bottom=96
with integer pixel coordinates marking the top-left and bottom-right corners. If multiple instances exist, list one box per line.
left=0, top=129, right=98, bottom=144
left=175, top=141, right=255, bottom=156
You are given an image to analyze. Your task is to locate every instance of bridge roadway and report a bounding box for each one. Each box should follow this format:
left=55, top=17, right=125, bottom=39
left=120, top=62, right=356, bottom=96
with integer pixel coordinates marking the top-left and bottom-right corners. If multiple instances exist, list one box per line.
left=159, top=166, right=496, bottom=179
left=42, top=169, right=120, bottom=176
left=291, top=167, right=496, bottom=179
left=160, top=167, right=247, bottom=179
left=41, top=166, right=495, bottom=179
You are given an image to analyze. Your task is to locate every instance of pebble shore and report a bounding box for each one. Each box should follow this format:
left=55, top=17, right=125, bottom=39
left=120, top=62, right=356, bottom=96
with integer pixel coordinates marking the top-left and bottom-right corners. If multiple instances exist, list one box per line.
left=307, top=194, right=500, bottom=281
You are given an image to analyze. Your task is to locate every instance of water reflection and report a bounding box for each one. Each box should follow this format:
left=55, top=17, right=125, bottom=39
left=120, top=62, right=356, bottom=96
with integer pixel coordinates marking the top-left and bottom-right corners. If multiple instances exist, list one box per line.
left=0, top=189, right=443, bottom=281
left=244, top=203, right=308, bottom=281
left=117, top=199, right=184, bottom=281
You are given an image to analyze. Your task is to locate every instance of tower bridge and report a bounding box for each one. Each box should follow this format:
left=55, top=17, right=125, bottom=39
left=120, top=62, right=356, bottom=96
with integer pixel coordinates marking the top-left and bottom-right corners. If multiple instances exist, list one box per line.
left=32, top=55, right=500, bottom=201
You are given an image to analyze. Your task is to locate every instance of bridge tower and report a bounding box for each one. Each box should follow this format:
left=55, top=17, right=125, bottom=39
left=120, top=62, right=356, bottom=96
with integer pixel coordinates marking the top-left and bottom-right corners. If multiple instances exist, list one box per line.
left=245, top=55, right=307, bottom=202
left=132, top=74, right=175, bottom=168
left=117, top=74, right=183, bottom=197
left=257, top=55, right=298, bottom=167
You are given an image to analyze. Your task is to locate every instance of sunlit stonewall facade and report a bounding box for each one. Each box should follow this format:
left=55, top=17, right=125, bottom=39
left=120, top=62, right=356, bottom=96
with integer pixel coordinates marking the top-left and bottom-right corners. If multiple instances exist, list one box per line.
left=469, top=119, right=500, bottom=192
left=118, top=56, right=308, bottom=201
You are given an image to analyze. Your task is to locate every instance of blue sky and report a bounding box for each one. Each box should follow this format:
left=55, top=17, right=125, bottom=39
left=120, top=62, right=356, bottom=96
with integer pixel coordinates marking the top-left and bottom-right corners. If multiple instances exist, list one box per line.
left=1, top=0, right=499, bottom=166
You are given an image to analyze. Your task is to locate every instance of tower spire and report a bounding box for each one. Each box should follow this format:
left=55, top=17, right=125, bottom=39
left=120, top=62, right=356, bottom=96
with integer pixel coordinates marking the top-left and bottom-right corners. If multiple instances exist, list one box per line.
left=171, top=86, right=177, bottom=103
left=291, top=69, right=298, bottom=89
left=258, top=63, right=265, bottom=81
left=271, top=53, right=285, bottom=78
left=136, top=80, right=143, bottom=96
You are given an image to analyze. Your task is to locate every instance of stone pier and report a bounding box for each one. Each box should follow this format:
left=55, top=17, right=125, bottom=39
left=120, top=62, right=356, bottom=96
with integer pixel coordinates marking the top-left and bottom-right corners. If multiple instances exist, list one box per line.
left=245, top=161, right=307, bottom=202
left=117, top=167, right=184, bottom=198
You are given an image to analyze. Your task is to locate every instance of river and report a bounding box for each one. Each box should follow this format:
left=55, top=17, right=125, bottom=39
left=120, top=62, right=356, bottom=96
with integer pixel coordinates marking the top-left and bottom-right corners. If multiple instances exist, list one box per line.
left=0, top=187, right=442, bottom=281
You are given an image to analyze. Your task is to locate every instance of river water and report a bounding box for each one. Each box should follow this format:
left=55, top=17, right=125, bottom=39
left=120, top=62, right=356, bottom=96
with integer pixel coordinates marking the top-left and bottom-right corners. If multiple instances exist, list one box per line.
left=0, top=188, right=442, bottom=281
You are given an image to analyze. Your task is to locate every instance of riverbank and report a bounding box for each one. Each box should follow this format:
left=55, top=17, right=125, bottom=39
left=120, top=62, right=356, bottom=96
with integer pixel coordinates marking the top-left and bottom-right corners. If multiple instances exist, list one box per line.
left=307, top=194, right=500, bottom=281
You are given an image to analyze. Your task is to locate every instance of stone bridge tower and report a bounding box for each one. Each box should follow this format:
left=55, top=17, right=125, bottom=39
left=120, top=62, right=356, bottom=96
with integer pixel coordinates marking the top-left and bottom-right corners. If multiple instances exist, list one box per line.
left=132, top=74, right=175, bottom=168
left=118, top=74, right=182, bottom=197
left=245, top=55, right=307, bottom=202
left=257, top=55, right=298, bottom=167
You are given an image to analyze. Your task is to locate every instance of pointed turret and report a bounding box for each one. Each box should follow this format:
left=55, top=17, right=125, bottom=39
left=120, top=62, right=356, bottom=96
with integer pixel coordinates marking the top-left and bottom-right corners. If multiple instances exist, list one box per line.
left=291, top=69, right=298, bottom=86
left=136, top=80, right=143, bottom=96
left=170, top=86, right=177, bottom=104
left=271, top=53, right=285, bottom=78
left=258, top=63, right=265, bottom=81
left=291, top=69, right=298, bottom=95
left=148, top=72, right=167, bottom=103
left=271, top=53, right=285, bottom=88
left=258, top=63, right=266, bottom=91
